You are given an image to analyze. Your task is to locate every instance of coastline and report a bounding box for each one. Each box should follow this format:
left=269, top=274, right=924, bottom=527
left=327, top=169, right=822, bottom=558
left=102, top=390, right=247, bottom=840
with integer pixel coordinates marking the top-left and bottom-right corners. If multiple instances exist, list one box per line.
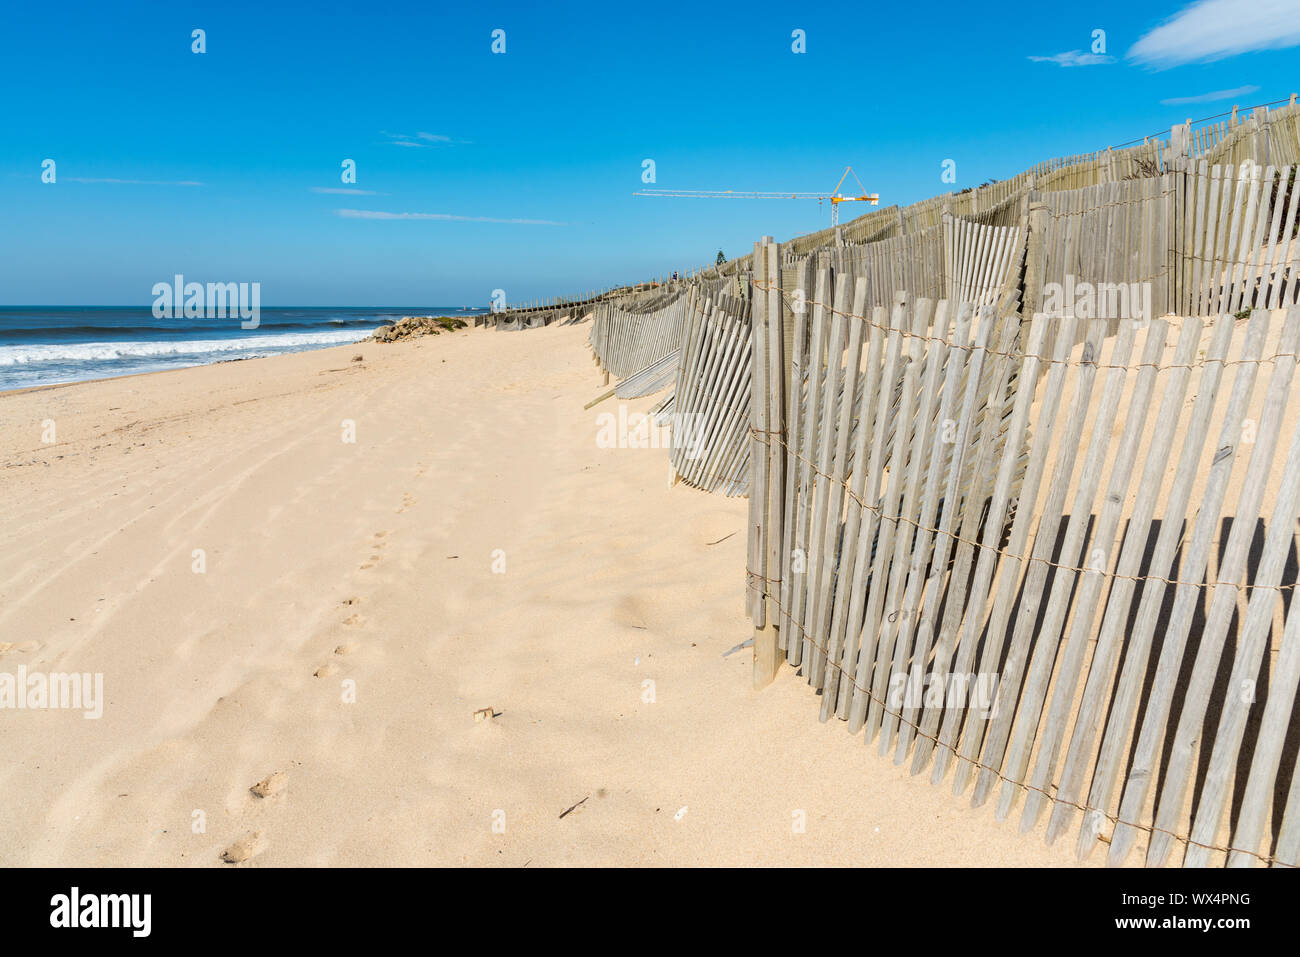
left=0, top=305, right=485, bottom=395
left=0, top=354, right=276, bottom=398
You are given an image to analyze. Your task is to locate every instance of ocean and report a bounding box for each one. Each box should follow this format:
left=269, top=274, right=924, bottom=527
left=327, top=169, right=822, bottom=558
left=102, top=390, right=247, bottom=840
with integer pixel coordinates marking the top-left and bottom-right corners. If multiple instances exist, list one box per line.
left=0, top=306, right=488, bottom=392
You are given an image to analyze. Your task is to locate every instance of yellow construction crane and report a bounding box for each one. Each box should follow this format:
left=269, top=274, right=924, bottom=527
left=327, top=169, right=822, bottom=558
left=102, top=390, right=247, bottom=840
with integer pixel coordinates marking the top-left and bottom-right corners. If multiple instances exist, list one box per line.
left=634, top=166, right=879, bottom=226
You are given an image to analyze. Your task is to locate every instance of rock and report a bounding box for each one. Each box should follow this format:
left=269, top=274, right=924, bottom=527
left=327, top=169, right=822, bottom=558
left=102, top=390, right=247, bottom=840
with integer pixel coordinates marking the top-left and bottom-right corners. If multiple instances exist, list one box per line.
left=370, top=316, right=468, bottom=344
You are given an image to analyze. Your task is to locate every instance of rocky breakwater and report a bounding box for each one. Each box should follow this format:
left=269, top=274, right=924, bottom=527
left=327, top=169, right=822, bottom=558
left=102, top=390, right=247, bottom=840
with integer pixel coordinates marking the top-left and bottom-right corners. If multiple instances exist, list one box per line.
left=370, top=316, right=468, bottom=343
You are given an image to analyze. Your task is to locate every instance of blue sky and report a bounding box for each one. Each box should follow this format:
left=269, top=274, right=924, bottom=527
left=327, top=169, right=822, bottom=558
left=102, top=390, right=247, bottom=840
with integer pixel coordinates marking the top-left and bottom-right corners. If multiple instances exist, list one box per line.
left=2, top=0, right=1299, bottom=305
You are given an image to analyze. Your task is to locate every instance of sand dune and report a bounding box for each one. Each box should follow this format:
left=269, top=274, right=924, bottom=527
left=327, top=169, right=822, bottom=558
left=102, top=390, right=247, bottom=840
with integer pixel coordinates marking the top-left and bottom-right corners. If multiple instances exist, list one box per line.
left=0, top=325, right=1094, bottom=866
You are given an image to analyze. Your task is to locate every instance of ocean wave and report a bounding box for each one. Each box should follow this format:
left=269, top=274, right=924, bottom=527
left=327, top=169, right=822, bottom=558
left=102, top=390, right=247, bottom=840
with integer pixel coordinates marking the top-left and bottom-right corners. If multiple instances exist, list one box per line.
left=0, top=319, right=384, bottom=339
left=0, top=329, right=372, bottom=366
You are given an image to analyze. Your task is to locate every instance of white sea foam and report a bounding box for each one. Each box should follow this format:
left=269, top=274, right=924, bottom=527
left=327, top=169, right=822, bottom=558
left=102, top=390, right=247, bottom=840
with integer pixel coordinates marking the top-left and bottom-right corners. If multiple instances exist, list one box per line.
left=0, top=329, right=371, bottom=366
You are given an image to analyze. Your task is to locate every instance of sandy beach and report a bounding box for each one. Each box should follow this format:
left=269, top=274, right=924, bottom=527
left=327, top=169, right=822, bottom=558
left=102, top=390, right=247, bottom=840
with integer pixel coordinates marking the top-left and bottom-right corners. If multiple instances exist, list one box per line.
left=0, top=323, right=1096, bottom=866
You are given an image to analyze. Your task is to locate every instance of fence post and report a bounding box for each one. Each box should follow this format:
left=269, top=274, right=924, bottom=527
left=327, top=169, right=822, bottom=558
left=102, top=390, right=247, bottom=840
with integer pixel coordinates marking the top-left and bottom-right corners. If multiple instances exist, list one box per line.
left=749, top=236, right=785, bottom=689
left=1021, top=197, right=1050, bottom=318
left=761, top=237, right=786, bottom=687
left=1166, top=123, right=1189, bottom=174
left=747, top=240, right=767, bottom=633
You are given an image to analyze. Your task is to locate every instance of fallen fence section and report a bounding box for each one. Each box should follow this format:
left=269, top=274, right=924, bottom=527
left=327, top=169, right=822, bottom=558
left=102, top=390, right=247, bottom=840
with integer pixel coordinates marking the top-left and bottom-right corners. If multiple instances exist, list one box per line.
left=669, top=292, right=753, bottom=497
left=614, top=350, right=680, bottom=400
left=589, top=292, right=690, bottom=380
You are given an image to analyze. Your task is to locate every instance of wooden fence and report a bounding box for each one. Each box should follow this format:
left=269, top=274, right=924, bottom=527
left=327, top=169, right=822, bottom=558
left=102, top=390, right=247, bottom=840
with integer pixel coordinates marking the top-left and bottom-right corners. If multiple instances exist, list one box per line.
left=647, top=100, right=1300, bottom=296
left=667, top=292, right=753, bottom=496
left=728, top=105, right=1300, bottom=869
left=506, top=99, right=1300, bottom=868
left=744, top=231, right=1300, bottom=865
left=588, top=292, right=690, bottom=380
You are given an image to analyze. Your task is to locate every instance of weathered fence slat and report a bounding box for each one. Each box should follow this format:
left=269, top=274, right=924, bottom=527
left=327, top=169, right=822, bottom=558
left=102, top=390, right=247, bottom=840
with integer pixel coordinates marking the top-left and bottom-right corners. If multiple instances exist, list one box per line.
left=970, top=319, right=1110, bottom=804
left=1144, top=308, right=1300, bottom=866
left=1107, top=309, right=1273, bottom=865
left=951, top=312, right=1079, bottom=791
left=1046, top=316, right=1202, bottom=846
left=833, top=304, right=904, bottom=715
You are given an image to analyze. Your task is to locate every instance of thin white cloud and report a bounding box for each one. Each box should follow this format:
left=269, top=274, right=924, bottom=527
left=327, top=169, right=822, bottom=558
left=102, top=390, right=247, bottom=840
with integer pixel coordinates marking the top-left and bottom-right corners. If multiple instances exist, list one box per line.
left=1028, top=50, right=1115, bottom=67
left=67, top=177, right=204, bottom=186
left=1160, top=84, right=1260, bottom=105
left=335, top=209, right=567, bottom=226
left=380, top=130, right=457, bottom=148
left=1129, top=0, right=1300, bottom=67
left=310, top=186, right=381, bottom=195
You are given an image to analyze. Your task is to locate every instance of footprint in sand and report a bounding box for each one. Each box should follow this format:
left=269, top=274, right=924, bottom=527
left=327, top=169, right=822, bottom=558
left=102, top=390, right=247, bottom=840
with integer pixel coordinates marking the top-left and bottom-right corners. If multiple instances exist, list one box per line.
left=395, top=493, right=416, bottom=514
left=314, top=661, right=340, bottom=678
left=334, top=642, right=358, bottom=656
left=249, top=771, right=288, bottom=799
left=342, top=597, right=361, bottom=606
left=343, top=614, right=363, bottom=626
left=220, top=831, right=266, bottom=864
left=361, top=533, right=387, bottom=566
